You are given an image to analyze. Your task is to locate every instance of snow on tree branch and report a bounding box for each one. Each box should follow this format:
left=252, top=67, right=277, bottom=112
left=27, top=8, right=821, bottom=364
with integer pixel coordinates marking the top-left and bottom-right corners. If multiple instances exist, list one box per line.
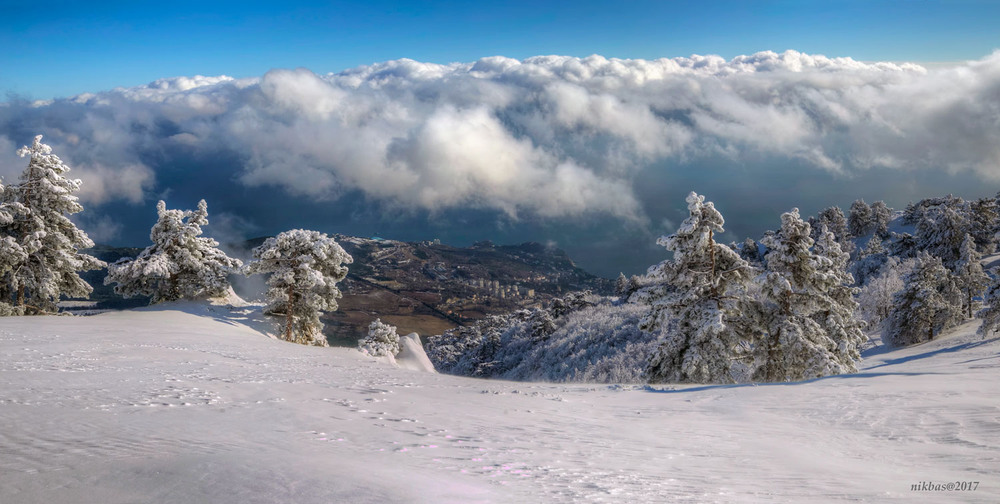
left=244, top=229, right=352, bottom=346
left=104, top=199, right=242, bottom=304
left=0, top=135, right=105, bottom=313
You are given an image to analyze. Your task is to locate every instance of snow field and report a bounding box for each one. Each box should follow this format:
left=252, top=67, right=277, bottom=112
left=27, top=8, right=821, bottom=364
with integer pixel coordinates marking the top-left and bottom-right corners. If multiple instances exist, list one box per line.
left=1, top=305, right=998, bottom=503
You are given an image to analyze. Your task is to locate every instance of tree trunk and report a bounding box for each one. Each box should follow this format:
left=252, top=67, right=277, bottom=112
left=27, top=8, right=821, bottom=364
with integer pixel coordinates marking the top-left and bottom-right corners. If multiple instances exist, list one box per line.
left=285, top=286, right=294, bottom=342
left=768, top=335, right=778, bottom=383
left=767, top=326, right=780, bottom=382
left=17, top=163, right=35, bottom=309
left=709, top=229, right=718, bottom=298
left=709, top=229, right=716, bottom=277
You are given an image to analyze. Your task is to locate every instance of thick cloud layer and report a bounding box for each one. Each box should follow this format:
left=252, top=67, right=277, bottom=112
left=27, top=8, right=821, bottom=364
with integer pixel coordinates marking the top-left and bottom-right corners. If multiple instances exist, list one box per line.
left=1, top=50, right=999, bottom=275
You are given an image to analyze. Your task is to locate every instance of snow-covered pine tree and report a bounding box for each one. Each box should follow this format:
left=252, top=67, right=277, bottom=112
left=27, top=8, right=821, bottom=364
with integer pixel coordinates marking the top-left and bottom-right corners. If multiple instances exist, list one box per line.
left=969, top=197, right=998, bottom=253
left=993, top=191, right=1000, bottom=245
left=811, top=206, right=853, bottom=254
left=888, top=232, right=920, bottom=259
left=914, top=199, right=971, bottom=268
left=641, top=192, right=755, bottom=384
left=806, top=216, right=820, bottom=237
left=424, top=311, right=527, bottom=376
left=870, top=200, right=892, bottom=238
left=902, top=201, right=919, bottom=225
left=813, top=226, right=867, bottom=373
left=848, top=199, right=873, bottom=237
left=244, top=229, right=352, bottom=346
left=756, top=213, right=863, bottom=382
left=737, top=237, right=763, bottom=265
left=884, top=252, right=962, bottom=347
left=105, top=200, right=242, bottom=304
left=850, top=235, right=888, bottom=286
left=548, top=291, right=593, bottom=319
left=0, top=181, right=32, bottom=315
left=627, top=274, right=641, bottom=295
left=2, top=135, right=105, bottom=313
left=977, top=267, right=1000, bottom=338
left=426, top=322, right=486, bottom=374
left=857, top=256, right=912, bottom=329
left=615, top=273, right=629, bottom=297
left=757, top=209, right=823, bottom=382
left=815, top=207, right=848, bottom=241
left=901, top=195, right=964, bottom=225
left=471, top=322, right=505, bottom=376
left=528, top=308, right=556, bottom=340
left=954, top=234, right=989, bottom=319
left=359, top=318, right=401, bottom=357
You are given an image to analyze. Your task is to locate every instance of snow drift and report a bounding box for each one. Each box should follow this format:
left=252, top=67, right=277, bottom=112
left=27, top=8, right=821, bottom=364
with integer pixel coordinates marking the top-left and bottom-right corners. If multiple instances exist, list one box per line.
left=395, top=332, right=437, bottom=373
left=1, top=305, right=998, bottom=503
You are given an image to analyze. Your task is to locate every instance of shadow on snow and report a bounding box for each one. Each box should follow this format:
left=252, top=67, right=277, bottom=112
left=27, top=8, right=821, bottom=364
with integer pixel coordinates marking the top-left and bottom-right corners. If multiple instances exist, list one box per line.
left=865, top=337, right=999, bottom=371
left=640, top=370, right=946, bottom=394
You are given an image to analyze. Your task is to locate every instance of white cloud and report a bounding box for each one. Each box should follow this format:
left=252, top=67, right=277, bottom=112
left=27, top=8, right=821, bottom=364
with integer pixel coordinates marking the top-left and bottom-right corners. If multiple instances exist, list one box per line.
left=2, top=49, right=1000, bottom=224
left=0, top=136, right=17, bottom=183
left=260, top=68, right=348, bottom=121
left=207, top=211, right=260, bottom=249
left=73, top=213, right=123, bottom=243
left=73, top=162, right=154, bottom=205
left=0, top=135, right=153, bottom=204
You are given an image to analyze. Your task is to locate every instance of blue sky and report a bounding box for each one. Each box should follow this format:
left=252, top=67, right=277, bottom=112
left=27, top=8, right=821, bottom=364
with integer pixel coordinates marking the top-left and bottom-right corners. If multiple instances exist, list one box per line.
left=3, top=0, right=999, bottom=100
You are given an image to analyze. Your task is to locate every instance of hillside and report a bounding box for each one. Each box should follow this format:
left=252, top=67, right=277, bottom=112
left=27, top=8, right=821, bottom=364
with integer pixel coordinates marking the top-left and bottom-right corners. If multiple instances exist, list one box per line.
left=1, top=304, right=997, bottom=503
left=83, top=237, right=613, bottom=344
left=328, top=237, right=611, bottom=342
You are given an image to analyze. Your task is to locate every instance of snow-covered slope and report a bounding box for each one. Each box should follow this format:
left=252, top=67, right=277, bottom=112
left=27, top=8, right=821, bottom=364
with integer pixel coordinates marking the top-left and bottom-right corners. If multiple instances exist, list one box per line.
left=1, top=306, right=998, bottom=503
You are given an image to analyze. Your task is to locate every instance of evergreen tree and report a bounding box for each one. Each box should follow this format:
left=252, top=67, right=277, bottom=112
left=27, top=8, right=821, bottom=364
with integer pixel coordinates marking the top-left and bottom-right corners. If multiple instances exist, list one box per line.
left=914, top=200, right=971, bottom=268
left=3, top=135, right=104, bottom=313
left=860, top=234, right=886, bottom=257
left=626, top=274, right=641, bottom=297
left=244, top=229, right=352, bottom=346
left=756, top=214, right=863, bottom=381
left=954, top=234, right=989, bottom=319
left=737, top=237, right=763, bottom=265
left=848, top=199, right=873, bottom=237
left=816, top=206, right=848, bottom=242
left=0, top=182, right=31, bottom=315
left=811, top=206, right=853, bottom=254
left=359, top=318, right=401, bottom=357
left=884, top=252, right=962, bottom=347
left=850, top=235, right=888, bottom=286
left=550, top=291, right=595, bottom=318
left=813, top=226, right=868, bottom=372
left=105, top=200, right=242, bottom=303
left=888, top=232, right=920, bottom=259
left=901, top=194, right=964, bottom=225
left=641, top=192, right=755, bottom=384
left=977, top=267, right=1000, bottom=338
left=969, top=197, right=998, bottom=253
left=528, top=308, right=557, bottom=340
left=614, top=272, right=629, bottom=297
left=757, top=210, right=822, bottom=382
left=857, top=257, right=912, bottom=329
left=902, top=201, right=919, bottom=225
left=426, top=322, right=487, bottom=374
left=870, top=200, right=892, bottom=238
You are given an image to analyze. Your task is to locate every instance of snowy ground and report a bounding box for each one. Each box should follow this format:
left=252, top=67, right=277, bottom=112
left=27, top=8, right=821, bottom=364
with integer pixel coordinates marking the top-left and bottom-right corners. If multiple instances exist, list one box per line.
left=1, top=304, right=998, bottom=503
